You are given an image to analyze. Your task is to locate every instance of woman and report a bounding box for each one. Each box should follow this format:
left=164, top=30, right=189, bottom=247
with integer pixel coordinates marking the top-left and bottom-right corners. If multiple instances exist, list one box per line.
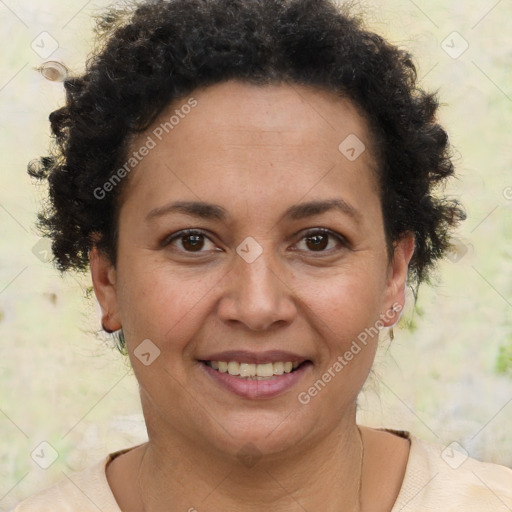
left=14, top=0, right=512, bottom=510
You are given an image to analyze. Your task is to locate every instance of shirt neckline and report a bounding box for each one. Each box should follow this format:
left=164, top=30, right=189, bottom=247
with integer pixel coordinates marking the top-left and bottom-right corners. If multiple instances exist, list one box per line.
left=102, top=428, right=416, bottom=511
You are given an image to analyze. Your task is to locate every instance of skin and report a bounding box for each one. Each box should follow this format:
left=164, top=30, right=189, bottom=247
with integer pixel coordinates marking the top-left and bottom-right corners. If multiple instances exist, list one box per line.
left=91, top=80, right=415, bottom=511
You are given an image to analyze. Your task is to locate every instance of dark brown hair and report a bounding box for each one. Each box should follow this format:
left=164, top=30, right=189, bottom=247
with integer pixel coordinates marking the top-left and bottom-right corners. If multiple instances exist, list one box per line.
left=29, top=0, right=465, bottom=290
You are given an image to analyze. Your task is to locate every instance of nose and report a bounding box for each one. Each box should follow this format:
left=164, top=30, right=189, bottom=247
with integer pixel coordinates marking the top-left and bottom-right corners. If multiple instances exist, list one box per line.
left=217, top=249, right=297, bottom=332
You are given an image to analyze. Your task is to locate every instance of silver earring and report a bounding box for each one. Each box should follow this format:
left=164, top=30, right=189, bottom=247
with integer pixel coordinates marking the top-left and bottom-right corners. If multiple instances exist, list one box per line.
left=113, top=328, right=127, bottom=355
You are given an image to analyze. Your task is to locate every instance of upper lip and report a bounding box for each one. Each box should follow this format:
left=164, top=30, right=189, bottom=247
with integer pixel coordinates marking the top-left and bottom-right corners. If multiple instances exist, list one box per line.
left=199, top=350, right=310, bottom=364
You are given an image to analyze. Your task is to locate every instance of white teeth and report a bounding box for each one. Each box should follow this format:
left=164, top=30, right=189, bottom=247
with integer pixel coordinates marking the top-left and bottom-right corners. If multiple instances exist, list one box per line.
left=207, top=360, right=302, bottom=377
left=256, top=362, right=274, bottom=377
left=227, top=361, right=240, bottom=376
left=273, top=362, right=284, bottom=375
left=239, top=363, right=255, bottom=377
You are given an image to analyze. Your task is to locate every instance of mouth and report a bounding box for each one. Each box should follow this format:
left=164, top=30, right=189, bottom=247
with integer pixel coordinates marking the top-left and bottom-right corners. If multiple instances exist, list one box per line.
left=201, top=360, right=309, bottom=380
left=196, top=350, right=313, bottom=399
left=198, top=356, right=313, bottom=399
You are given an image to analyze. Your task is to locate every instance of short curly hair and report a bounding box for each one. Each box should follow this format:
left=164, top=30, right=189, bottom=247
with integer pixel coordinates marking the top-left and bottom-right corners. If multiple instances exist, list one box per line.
left=29, top=0, right=465, bottom=289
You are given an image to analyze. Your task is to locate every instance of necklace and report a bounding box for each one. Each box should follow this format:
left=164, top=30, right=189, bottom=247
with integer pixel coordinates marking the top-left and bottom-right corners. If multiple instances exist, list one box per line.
left=356, top=425, right=365, bottom=512
left=138, top=427, right=365, bottom=512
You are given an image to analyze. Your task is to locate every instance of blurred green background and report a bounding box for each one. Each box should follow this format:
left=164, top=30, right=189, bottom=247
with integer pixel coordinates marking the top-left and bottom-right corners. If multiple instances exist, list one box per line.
left=1, top=0, right=511, bottom=508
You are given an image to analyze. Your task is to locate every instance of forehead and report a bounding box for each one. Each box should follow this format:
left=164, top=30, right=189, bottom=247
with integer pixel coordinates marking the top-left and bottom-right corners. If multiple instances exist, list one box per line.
left=122, top=80, right=380, bottom=217
left=163, top=81, right=373, bottom=152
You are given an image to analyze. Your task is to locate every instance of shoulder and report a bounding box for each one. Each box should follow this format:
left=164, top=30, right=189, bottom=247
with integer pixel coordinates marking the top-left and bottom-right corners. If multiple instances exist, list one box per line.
left=390, top=431, right=512, bottom=511
left=12, top=454, right=124, bottom=512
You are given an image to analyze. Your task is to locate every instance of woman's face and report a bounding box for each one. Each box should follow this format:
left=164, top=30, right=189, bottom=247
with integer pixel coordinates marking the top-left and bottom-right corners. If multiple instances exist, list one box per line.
left=92, top=81, right=413, bottom=458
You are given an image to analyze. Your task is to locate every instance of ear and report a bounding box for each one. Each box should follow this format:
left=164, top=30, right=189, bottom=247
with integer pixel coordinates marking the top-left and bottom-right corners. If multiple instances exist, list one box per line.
left=90, top=245, right=121, bottom=332
left=381, top=233, right=415, bottom=327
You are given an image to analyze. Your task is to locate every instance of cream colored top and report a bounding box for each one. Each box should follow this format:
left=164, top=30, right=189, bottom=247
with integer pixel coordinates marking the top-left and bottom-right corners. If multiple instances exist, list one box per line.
left=13, top=430, right=512, bottom=511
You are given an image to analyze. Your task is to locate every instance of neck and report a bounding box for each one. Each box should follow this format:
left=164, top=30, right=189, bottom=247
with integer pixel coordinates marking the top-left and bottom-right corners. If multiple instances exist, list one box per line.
left=137, top=409, right=363, bottom=512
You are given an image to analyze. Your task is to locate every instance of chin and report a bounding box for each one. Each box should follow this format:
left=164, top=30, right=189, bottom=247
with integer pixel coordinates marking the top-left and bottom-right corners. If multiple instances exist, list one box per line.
left=197, top=408, right=317, bottom=460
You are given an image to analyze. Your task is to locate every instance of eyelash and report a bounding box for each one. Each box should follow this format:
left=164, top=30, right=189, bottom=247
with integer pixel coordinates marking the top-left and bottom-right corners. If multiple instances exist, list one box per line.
left=161, top=228, right=348, bottom=255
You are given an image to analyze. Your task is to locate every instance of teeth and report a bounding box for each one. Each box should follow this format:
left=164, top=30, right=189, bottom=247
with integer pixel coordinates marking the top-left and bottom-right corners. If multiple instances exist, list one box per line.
left=273, top=362, right=284, bottom=375
left=228, top=361, right=240, bottom=376
left=256, top=362, right=274, bottom=377
left=239, top=363, right=255, bottom=377
left=209, top=360, right=301, bottom=378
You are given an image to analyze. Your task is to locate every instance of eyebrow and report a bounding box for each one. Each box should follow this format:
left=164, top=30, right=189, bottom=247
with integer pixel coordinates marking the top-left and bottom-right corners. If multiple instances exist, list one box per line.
left=282, top=199, right=361, bottom=223
left=146, top=201, right=228, bottom=222
left=145, top=199, right=362, bottom=224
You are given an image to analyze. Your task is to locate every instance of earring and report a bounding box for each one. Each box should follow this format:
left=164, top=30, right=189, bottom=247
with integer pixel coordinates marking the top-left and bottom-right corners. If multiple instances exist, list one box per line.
left=112, top=329, right=127, bottom=353
left=388, top=304, right=401, bottom=341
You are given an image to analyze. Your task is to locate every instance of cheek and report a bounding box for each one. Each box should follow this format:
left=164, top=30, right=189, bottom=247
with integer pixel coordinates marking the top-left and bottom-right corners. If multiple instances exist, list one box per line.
left=297, top=264, right=385, bottom=357
left=302, top=259, right=385, bottom=317
left=115, top=257, right=218, bottom=353
left=293, top=273, right=383, bottom=412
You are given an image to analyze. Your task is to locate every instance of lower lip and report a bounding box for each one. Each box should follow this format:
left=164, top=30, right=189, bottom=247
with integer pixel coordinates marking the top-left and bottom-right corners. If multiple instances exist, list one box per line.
left=199, top=362, right=312, bottom=399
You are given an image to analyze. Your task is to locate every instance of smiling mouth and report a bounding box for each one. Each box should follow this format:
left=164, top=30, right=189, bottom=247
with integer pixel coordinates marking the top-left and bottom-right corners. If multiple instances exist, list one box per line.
left=201, top=360, right=309, bottom=380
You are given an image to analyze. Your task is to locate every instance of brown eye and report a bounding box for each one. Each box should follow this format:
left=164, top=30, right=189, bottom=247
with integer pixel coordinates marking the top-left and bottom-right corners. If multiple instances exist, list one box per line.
left=295, top=229, right=347, bottom=253
left=162, top=229, right=218, bottom=254
left=181, top=234, right=205, bottom=251
left=305, top=233, right=329, bottom=251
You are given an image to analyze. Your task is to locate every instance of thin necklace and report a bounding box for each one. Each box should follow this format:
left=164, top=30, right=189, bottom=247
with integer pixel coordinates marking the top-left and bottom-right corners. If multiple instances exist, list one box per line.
left=138, top=446, right=149, bottom=512
left=357, top=425, right=365, bottom=512
left=138, top=429, right=365, bottom=512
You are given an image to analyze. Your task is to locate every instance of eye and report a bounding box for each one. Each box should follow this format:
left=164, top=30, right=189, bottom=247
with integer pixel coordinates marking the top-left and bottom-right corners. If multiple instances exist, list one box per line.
left=162, top=229, right=218, bottom=253
left=294, top=228, right=347, bottom=253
